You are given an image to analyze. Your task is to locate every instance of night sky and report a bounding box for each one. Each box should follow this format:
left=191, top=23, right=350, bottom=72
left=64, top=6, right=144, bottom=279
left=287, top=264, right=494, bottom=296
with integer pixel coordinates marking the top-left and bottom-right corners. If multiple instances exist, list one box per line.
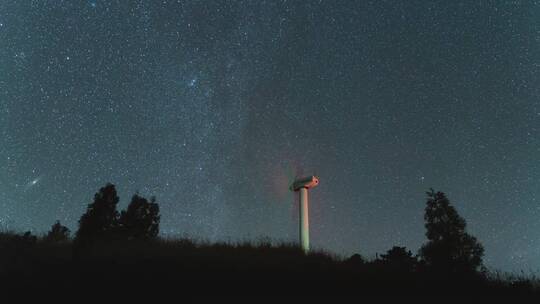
left=1, top=1, right=539, bottom=272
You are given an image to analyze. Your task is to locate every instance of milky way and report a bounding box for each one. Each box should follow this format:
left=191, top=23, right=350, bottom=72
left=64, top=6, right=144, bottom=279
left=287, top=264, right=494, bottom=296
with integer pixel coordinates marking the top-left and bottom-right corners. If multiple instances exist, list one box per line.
left=0, top=1, right=539, bottom=272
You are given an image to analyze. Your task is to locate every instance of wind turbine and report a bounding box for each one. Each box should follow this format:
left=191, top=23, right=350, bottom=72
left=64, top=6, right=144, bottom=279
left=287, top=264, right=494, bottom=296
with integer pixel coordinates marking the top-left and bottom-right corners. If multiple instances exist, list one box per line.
left=290, top=175, right=319, bottom=253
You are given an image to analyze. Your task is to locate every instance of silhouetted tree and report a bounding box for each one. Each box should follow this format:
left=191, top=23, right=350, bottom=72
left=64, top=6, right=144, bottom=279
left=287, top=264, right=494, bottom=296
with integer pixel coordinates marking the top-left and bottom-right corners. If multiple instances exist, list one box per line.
left=344, top=253, right=365, bottom=267
left=119, top=194, right=160, bottom=240
left=46, top=220, right=70, bottom=242
left=419, top=189, right=484, bottom=274
left=75, top=183, right=120, bottom=244
left=380, top=246, right=417, bottom=273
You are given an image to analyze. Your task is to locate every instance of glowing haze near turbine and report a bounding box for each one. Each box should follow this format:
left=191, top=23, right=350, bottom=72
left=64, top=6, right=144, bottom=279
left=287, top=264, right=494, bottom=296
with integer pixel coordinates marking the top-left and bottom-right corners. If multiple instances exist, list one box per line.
left=0, top=1, right=539, bottom=272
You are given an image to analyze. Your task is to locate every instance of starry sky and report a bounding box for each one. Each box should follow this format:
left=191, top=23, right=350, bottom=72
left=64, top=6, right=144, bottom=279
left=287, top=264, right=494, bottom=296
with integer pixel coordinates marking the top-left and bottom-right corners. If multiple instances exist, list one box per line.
left=1, top=1, right=539, bottom=272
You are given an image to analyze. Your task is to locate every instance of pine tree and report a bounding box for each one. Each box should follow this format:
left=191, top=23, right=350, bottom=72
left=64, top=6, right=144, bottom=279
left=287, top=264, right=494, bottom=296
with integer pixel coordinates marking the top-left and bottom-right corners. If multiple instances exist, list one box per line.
left=119, top=194, right=160, bottom=240
left=419, top=189, right=484, bottom=274
left=75, top=183, right=120, bottom=243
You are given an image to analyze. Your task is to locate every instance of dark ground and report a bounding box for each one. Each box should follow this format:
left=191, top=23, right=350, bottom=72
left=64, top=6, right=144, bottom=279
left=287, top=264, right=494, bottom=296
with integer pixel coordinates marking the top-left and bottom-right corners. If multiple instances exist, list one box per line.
left=0, top=234, right=538, bottom=299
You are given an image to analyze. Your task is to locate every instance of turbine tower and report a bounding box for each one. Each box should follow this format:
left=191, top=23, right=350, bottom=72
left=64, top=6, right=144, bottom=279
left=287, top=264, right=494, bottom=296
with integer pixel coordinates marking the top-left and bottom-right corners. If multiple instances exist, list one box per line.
left=290, top=175, right=319, bottom=253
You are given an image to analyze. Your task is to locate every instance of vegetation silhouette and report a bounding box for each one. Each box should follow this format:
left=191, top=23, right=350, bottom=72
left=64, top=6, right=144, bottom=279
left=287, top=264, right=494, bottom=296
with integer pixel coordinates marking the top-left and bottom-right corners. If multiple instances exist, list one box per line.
left=0, top=184, right=538, bottom=297
left=45, top=221, right=70, bottom=243
left=378, top=246, right=418, bottom=274
left=419, top=189, right=484, bottom=275
left=118, top=194, right=160, bottom=240
left=75, top=183, right=120, bottom=244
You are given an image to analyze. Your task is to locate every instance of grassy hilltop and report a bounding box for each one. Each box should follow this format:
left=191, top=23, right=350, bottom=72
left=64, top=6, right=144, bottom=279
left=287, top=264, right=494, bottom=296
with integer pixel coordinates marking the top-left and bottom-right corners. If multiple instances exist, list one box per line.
left=0, top=232, right=538, bottom=298
left=1, top=184, right=538, bottom=298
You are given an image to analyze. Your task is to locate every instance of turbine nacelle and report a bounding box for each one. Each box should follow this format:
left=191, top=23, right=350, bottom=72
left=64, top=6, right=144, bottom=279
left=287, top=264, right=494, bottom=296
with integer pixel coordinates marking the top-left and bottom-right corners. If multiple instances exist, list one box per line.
left=290, top=175, right=319, bottom=191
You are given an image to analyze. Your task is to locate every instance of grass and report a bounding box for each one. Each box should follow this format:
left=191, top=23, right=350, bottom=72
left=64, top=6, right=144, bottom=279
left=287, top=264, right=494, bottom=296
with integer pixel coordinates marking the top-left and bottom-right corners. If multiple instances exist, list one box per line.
left=0, top=231, right=539, bottom=298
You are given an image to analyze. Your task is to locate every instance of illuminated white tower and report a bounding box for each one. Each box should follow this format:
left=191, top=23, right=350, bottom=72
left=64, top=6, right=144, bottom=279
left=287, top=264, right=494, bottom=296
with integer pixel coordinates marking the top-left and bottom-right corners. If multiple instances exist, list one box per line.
left=290, top=176, right=319, bottom=253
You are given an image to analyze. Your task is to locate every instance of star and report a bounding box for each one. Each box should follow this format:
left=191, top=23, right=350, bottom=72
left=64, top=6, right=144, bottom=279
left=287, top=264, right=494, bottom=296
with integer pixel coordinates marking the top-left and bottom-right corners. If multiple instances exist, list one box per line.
left=0, top=1, right=537, bottom=274
left=188, top=78, right=197, bottom=88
